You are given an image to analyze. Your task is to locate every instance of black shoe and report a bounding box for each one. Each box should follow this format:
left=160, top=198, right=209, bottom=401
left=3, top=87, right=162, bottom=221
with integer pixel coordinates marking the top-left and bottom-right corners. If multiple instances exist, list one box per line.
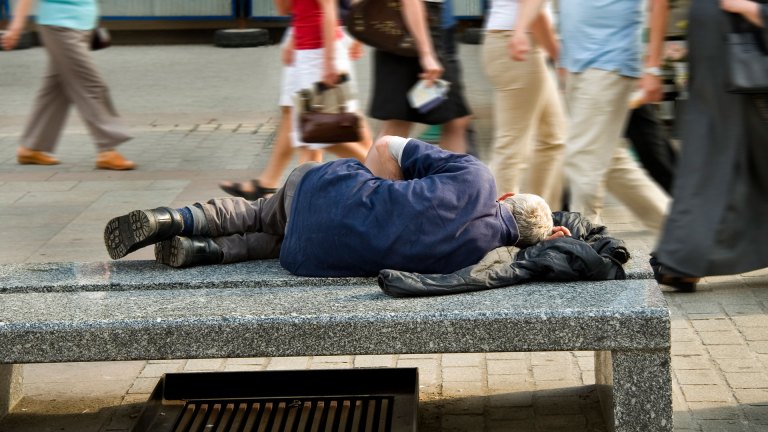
left=154, top=236, right=222, bottom=268
left=104, top=207, right=184, bottom=259
left=649, top=255, right=699, bottom=293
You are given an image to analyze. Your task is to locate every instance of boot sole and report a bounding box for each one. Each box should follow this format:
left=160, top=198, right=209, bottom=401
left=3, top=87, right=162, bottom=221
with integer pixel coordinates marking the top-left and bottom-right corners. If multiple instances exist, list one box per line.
left=104, top=210, right=157, bottom=259
left=155, top=237, right=188, bottom=268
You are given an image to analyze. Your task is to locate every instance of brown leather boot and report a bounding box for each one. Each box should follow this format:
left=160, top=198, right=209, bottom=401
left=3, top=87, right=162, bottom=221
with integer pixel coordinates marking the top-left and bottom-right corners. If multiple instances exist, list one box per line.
left=96, top=150, right=136, bottom=170
left=17, top=147, right=60, bottom=165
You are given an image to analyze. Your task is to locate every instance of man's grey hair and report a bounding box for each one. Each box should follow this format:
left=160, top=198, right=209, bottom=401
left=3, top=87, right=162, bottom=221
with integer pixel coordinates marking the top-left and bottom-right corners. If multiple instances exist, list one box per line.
left=501, top=194, right=553, bottom=248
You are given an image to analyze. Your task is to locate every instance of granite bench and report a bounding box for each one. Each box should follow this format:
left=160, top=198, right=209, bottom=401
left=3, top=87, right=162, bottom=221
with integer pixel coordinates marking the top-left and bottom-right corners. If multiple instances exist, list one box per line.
left=0, top=256, right=670, bottom=432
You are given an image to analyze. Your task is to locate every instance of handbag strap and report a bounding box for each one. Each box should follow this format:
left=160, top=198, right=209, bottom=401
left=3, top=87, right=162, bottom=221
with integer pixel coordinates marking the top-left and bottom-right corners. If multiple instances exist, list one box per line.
left=311, top=83, right=350, bottom=113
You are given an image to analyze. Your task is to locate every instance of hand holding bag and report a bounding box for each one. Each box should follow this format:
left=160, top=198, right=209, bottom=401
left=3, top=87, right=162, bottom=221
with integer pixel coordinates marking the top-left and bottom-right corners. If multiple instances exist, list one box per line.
left=344, top=0, right=418, bottom=57
left=298, top=83, right=361, bottom=144
left=725, top=11, right=768, bottom=93
left=90, top=27, right=111, bottom=51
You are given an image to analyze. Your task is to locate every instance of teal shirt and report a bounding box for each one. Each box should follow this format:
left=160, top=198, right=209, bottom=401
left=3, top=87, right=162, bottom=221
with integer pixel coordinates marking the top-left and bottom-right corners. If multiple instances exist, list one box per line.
left=37, top=0, right=97, bottom=31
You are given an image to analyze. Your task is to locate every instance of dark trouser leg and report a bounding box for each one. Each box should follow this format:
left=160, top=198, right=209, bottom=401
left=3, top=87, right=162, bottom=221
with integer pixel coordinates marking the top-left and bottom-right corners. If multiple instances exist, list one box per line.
left=199, top=162, right=318, bottom=260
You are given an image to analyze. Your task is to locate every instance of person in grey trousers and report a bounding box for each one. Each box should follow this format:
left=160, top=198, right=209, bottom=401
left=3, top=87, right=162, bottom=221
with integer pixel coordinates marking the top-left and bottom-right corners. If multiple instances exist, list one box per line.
left=2, top=0, right=136, bottom=170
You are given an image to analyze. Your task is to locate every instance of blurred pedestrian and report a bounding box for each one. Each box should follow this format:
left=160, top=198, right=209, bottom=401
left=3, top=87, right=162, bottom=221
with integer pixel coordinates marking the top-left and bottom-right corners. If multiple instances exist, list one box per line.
left=286, top=0, right=371, bottom=158
left=483, top=0, right=566, bottom=209
left=651, top=0, right=768, bottom=292
left=369, top=0, right=472, bottom=153
left=219, top=0, right=370, bottom=199
left=511, top=0, right=671, bottom=233
left=2, top=0, right=136, bottom=170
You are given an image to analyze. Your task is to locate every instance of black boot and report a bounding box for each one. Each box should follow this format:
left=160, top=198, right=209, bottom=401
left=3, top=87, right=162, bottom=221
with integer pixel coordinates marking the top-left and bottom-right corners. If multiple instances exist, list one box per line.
left=154, top=236, right=223, bottom=268
left=104, top=207, right=184, bottom=259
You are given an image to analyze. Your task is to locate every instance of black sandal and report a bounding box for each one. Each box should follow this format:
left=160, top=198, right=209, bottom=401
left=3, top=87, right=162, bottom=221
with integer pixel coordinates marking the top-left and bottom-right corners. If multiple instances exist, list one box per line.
left=218, top=179, right=278, bottom=200
left=649, top=255, right=699, bottom=293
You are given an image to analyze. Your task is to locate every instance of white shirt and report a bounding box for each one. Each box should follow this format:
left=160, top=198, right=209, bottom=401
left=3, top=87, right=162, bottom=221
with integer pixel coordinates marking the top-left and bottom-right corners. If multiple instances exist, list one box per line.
left=485, top=0, right=554, bottom=31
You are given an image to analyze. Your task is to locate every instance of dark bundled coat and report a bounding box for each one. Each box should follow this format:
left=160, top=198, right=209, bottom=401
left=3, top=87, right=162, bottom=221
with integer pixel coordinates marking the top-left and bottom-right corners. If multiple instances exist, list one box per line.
left=377, top=212, right=629, bottom=297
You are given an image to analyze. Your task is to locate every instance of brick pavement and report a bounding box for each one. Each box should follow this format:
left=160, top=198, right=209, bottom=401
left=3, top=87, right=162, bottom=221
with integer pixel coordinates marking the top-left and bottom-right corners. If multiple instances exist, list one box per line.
left=1, top=43, right=767, bottom=431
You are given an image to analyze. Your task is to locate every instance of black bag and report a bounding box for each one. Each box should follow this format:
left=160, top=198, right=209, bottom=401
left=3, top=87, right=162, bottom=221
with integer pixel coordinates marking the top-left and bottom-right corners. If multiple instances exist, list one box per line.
left=90, top=27, right=111, bottom=51
left=726, top=13, right=768, bottom=93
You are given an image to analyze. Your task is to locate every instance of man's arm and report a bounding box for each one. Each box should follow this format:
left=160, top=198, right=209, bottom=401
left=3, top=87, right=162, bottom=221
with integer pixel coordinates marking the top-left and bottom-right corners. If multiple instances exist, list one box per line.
left=400, top=0, right=443, bottom=83
left=2, top=0, right=34, bottom=51
left=364, top=136, right=405, bottom=181
left=638, top=0, right=668, bottom=103
left=509, top=0, right=547, bottom=61
left=529, top=11, right=559, bottom=62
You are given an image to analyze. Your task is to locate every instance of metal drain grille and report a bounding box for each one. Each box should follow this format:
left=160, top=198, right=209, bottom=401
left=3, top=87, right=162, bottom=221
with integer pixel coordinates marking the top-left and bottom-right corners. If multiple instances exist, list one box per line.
left=171, top=396, right=394, bottom=432
left=132, top=369, right=417, bottom=432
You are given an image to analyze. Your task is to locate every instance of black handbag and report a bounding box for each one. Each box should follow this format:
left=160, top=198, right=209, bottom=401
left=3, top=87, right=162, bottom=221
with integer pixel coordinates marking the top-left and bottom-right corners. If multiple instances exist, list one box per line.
left=726, top=12, right=768, bottom=93
left=90, top=27, right=111, bottom=51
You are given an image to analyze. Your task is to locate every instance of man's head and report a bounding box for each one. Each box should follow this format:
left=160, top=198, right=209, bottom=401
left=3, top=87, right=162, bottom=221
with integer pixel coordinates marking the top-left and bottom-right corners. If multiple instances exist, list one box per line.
left=501, top=193, right=554, bottom=248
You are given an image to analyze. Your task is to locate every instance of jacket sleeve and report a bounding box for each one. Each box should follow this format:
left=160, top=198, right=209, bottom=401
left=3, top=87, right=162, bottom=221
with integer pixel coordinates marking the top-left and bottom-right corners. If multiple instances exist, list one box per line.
left=378, top=238, right=626, bottom=297
left=761, top=5, right=768, bottom=46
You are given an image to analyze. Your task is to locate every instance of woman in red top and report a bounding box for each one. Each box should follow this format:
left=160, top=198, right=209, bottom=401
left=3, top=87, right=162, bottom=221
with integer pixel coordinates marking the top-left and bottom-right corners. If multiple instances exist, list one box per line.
left=282, top=0, right=371, bottom=157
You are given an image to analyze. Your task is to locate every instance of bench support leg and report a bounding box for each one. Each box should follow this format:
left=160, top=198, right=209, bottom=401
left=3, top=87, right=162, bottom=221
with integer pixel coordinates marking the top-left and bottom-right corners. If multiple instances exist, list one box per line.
left=0, top=364, right=23, bottom=420
left=595, top=349, right=672, bottom=432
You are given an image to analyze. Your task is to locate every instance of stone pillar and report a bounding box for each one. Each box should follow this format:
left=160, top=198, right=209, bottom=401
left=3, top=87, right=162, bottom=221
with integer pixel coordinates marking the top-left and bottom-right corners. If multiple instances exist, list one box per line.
left=595, top=349, right=672, bottom=432
left=0, top=364, right=23, bottom=419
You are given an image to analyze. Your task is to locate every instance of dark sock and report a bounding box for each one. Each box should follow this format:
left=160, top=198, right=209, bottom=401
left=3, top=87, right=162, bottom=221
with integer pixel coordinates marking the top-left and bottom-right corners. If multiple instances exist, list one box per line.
left=177, top=207, right=194, bottom=236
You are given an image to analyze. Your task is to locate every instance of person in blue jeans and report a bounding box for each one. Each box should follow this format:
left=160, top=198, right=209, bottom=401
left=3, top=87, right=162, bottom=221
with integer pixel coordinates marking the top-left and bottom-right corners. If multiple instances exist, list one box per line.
left=104, top=136, right=570, bottom=276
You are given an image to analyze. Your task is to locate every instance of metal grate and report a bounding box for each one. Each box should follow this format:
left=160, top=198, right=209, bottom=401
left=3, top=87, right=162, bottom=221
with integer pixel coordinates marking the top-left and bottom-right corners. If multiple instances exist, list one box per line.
left=171, top=396, right=393, bottom=432
left=132, top=369, right=417, bottom=432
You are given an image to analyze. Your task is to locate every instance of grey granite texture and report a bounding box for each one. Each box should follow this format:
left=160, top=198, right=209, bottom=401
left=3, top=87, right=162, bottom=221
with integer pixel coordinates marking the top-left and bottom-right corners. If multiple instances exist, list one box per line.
left=0, top=275, right=668, bottom=363
left=596, top=350, right=673, bottom=432
left=0, top=260, right=671, bottom=431
left=0, top=250, right=655, bottom=294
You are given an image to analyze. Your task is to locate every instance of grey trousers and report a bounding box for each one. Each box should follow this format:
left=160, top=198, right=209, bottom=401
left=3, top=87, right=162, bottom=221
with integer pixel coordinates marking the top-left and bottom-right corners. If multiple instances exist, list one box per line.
left=199, top=163, right=318, bottom=264
left=21, top=26, right=132, bottom=153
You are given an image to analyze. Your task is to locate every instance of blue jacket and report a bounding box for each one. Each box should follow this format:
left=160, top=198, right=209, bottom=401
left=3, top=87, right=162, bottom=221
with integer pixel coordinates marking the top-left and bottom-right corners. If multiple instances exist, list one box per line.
left=280, top=139, right=519, bottom=276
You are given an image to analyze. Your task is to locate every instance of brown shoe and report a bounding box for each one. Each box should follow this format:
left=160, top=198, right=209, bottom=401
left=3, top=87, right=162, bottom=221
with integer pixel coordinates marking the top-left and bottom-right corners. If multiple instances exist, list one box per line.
left=17, top=147, right=60, bottom=165
left=96, top=150, right=136, bottom=170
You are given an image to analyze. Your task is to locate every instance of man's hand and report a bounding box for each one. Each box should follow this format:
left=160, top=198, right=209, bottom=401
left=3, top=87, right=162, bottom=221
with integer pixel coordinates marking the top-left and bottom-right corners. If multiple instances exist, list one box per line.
left=544, top=226, right=572, bottom=241
left=721, top=0, right=764, bottom=26
left=508, top=31, right=531, bottom=61
left=638, top=73, right=663, bottom=103
left=1, top=28, right=21, bottom=51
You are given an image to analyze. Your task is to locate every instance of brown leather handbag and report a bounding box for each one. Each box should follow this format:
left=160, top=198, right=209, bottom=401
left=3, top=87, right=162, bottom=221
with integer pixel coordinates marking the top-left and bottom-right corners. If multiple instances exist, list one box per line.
left=344, top=0, right=418, bottom=57
left=298, top=85, right=361, bottom=144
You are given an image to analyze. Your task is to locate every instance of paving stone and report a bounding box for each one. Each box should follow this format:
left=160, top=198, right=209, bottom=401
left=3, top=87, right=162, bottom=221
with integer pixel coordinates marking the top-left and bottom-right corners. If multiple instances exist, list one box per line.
left=698, top=331, right=744, bottom=345
left=681, top=385, right=733, bottom=402
left=724, top=372, right=768, bottom=389
left=698, top=419, right=753, bottom=431
left=443, top=367, right=483, bottom=383
left=676, top=369, right=723, bottom=385
left=265, top=356, right=310, bottom=370
left=674, top=355, right=715, bottom=370
left=442, top=353, right=484, bottom=367
left=486, top=359, right=528, bottom=375
left=715, top=358, right=765, bottom=373
left=352, top=355, right=396, bottom=368
left=183, top=359, right=224, bottom=371
left=732, top=388, right=768, bottom=404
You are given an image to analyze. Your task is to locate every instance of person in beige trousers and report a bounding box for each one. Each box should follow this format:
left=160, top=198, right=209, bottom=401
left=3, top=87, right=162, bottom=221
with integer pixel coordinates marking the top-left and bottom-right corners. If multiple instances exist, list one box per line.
left=482, top=0, right=565, bottom=210
left=510, top=0, right=670, bottom=235
left=2, top=0, right=135, bottom=170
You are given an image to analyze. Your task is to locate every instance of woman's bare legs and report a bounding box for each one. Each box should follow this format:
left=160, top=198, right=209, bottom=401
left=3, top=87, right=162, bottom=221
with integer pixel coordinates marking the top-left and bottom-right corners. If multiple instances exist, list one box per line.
left=440, top=115, right=470, bottom=153
left=219, top=106, right=323, bottom=197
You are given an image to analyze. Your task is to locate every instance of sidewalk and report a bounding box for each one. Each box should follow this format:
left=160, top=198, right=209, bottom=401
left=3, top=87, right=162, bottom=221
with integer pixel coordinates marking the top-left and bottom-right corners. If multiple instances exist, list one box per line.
left=1, top=43, right=767, bottom=432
